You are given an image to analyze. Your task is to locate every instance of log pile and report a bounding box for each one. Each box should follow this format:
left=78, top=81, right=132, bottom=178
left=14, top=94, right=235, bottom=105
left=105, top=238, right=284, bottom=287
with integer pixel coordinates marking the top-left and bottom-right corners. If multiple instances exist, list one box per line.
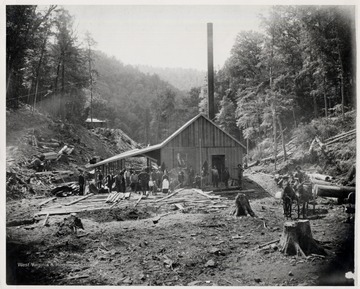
left=313, top=184, right=355, bottom=200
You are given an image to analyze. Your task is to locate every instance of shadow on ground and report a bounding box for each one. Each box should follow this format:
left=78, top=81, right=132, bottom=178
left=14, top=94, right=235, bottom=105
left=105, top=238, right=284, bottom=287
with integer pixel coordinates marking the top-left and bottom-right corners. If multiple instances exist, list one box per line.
left=212, top=176, right=272, bottom=200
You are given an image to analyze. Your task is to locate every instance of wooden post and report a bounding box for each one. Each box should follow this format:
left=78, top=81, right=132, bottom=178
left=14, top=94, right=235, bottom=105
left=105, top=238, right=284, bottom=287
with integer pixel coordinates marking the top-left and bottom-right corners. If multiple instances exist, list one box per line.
left=199, top=138, right=202, bottom=188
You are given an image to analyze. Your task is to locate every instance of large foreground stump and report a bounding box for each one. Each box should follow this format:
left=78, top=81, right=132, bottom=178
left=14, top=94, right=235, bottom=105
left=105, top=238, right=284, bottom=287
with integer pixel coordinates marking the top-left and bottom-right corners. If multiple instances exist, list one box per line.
left=279, top=220, right=326, bottom=257
left=234, top=193, right=256, bottom=217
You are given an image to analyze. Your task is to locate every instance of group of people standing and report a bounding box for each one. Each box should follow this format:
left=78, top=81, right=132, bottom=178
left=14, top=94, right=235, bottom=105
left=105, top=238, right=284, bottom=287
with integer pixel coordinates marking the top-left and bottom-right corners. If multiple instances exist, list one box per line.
left=85, top=162, right=244, bottom=196
left=209, top=166, right=231, bottom=188
left=95, top=167, right=171, bottom=196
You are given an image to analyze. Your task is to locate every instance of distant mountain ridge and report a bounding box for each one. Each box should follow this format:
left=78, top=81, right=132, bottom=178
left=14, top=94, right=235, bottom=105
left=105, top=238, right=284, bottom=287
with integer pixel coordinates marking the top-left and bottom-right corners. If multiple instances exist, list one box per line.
left=136, top=65, right=205, bottom=91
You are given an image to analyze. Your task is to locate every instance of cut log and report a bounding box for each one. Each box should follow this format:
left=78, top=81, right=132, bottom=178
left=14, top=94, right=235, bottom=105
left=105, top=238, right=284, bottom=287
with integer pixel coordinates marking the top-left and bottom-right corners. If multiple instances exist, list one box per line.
left=234, top=193, right=256, bottom=217
left=308, top=177, right=334, bottom=186
left=324, top=129, right=356, bottom=145
left=6, top=218, right=38, bottom=227
left=279, top=220, right=326, bottom=257
left=38, top=141, right=60, bottom=148
left=309, top=173, right=334, bottom=182
left=58, top=145, right=68, bottom=155
left=64, top=194, right=94, bottom=206
left=247, top=160, right=260, bottom=168
left=313, top=184, right=355, bottom=199
left=43, top=151, right=59, bottom=160
left=324, top=129, right=355, bottom=143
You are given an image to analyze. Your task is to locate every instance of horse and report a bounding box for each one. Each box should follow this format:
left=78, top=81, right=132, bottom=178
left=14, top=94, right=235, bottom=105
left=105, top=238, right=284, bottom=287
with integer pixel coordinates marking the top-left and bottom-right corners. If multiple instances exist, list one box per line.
left=282, top=182, right=298, bottom=219
left=294, top=181, right=313, bottom=219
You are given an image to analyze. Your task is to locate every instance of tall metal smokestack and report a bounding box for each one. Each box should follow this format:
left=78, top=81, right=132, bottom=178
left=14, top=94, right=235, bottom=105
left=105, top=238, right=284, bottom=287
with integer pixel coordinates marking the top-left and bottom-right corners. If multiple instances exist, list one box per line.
left=207, top=23, right=215, bottom=120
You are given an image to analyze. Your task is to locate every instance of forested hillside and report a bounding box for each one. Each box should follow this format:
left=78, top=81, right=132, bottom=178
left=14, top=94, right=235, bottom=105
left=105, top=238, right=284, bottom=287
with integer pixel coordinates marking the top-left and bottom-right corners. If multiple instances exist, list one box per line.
left=136, top=65, right=205, bottom=91
left=6, top=5, right=355, bottom=156
left=6, top=6, right=201, bottom=145
left=91, top=51, right=204, bottom=144
left=208, top=6, right=355, bottom=154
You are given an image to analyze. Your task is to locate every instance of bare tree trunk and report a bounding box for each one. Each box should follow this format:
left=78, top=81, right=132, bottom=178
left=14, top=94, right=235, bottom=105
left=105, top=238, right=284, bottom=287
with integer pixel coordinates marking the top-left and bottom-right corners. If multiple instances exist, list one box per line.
left=336, top=28, right=345, bottom=118
left=33, top=36, right=48, bottom=113
left=277, top=115, right=287, bottom=161
left=61, top=55, right=65, bottom=120
left=312, top=83, right=318, bottom=118
left=292, top=108, right=297, bottom=128
left=269, top=23, right=277, bottom=171
left=323, top=76, right=328, bottom=118
left=27, top=81, right=33, bottom=105
left=273, top=107, right=277, bottom=171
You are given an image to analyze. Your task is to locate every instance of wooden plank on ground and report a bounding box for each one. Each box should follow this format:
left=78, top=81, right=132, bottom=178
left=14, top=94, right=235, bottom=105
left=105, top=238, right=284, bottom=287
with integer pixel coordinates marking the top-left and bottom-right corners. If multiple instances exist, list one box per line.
left=155, top=188, right=185, bottom=202
left=42, top=213, right=50, bottom=226
left=193, top=189, right=217, bottom=199
left=35, top=206, right=110, bottom=216
left=174, top=203, right=184, bottom=210
left=64, top=194, right=94, bottom=206
left=152, top=212, right=173, bottom=224
left=134, top=195, right=143, bottom=207
left=38, top=197, right=57, bottom=207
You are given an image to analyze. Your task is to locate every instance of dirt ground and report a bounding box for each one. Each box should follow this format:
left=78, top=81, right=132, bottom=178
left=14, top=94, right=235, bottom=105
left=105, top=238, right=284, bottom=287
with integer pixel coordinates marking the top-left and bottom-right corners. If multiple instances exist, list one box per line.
left=6, top=173, right=355, bottom=286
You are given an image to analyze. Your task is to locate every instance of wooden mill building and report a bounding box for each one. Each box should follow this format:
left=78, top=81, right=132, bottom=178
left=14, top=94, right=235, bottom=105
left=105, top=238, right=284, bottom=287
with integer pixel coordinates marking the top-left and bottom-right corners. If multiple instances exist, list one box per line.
left=89, top=114, right=246, bottom=181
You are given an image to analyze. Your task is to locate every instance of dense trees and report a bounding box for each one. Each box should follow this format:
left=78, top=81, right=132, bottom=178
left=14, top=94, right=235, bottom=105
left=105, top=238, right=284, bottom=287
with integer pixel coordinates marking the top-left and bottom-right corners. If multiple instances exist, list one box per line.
left=6, top=6, right=88, bottom=122
left=7, top=5, right=355, bottom=152
left=212, top=5, right=355, bottom=161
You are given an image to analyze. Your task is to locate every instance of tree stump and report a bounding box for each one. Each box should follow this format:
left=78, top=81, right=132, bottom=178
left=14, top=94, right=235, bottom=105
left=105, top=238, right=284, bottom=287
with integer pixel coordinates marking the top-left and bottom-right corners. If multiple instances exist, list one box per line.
left=234, top=193, right=256, bottom=217
left=279, top=220, right=326, bottom=257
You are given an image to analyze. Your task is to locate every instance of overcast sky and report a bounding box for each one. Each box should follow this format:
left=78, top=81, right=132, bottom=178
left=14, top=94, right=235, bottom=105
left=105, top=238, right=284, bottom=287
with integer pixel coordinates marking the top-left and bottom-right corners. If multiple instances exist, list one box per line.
left=64, top=5, right=269, bottom=71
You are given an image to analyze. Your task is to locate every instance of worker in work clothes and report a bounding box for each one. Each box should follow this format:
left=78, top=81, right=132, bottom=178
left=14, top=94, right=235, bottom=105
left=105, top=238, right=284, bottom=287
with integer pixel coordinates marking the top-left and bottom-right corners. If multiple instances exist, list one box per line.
left=125, top=169, right=131, bottom=188
left=178, top=171, right=185, bottom=188
left=237, top=164, right=243, bottom=189
left=282, top=176, right=297, bottom=218
left=138, top=170, right=150, bottom=196
left=78, top=172, right=85, bottom=195
left=223, top=167, right=230, bottom=189
left=194, top=173, right=201, bottom=189
left=97, top=170, right=103, bottom=189
left=188, top=166, right=195, bottom=187
left=130, top=171, right=139, bottom=193
left=162, top=175, right=170, bottom=194
left=119, top=172, right=126, bottom=193
left=211, top=166, right=219, bottom=188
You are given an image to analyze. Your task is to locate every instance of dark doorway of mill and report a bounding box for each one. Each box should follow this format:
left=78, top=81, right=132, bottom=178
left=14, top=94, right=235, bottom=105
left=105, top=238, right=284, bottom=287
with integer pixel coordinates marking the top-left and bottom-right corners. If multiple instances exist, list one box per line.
left=212, top=155, right=225, bottom=181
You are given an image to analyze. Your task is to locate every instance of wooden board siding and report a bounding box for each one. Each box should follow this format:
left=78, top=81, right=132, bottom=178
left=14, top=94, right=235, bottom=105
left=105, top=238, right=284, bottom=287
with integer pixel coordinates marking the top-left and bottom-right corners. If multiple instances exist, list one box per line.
left=160, top=146, right=242, bottom=181
left=166, top=116, right=240, bottom=148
